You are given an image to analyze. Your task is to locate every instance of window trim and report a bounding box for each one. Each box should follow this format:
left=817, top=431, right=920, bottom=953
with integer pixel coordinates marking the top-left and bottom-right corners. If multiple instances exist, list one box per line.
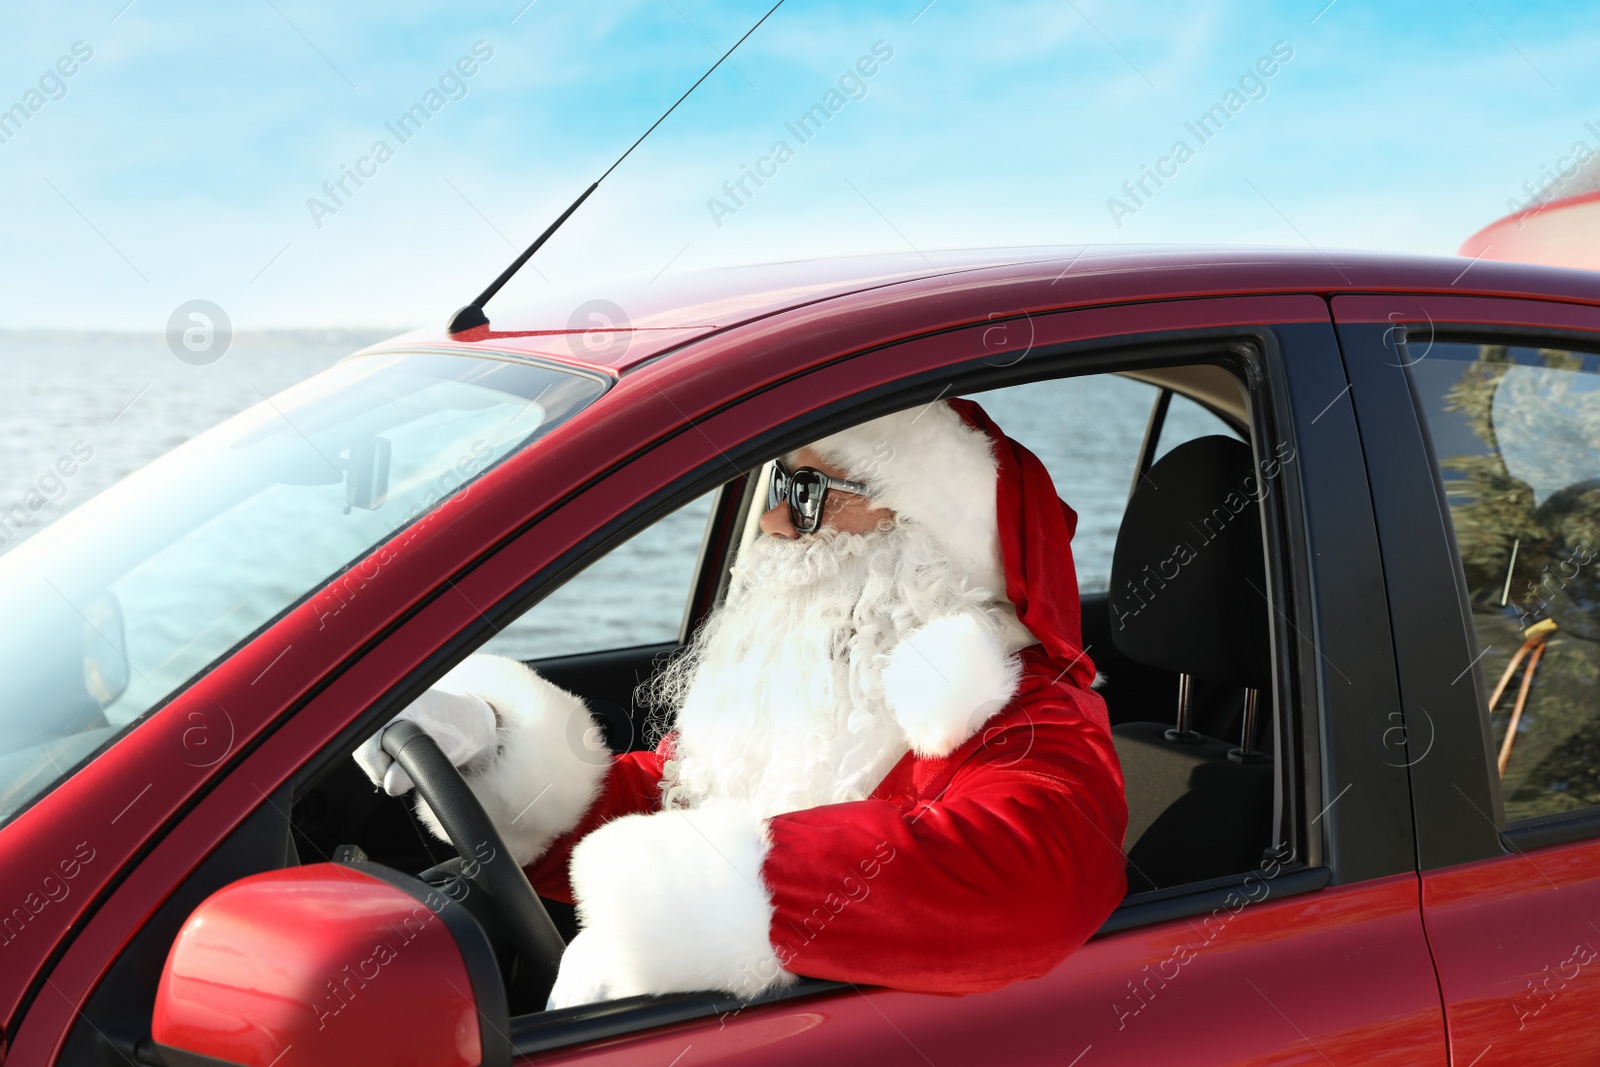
left=685, top=472, right=757, bottom=639
left=1131, top=386, right=1174, bottom=499
left=1505, top=805, right=1600, bottom=852
left=511, top=979, right=847, bottom=1058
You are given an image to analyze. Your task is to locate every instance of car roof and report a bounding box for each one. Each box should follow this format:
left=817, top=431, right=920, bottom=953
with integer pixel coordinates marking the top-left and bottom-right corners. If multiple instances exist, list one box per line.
left=372, top=245, right=1600, bottom=375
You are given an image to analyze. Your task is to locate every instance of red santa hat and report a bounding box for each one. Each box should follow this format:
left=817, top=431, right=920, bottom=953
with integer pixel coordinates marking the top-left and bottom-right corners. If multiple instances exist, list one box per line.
left=810, top=397, right=1097, bottom=756
left=948, top=397, right=1096, bottom=689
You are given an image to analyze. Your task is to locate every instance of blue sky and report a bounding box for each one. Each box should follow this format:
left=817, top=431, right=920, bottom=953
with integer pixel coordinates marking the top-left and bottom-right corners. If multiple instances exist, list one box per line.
left=0, top=0, right=1595, bottom=330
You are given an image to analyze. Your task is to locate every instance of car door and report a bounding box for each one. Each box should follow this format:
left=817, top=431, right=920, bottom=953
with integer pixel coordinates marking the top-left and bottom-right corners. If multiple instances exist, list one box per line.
left=1336, top=292, right=1600, bottom=1063
left=499, top=296, right=1446, bottom=1064
left=26, top=288, right=1443, bottom=1065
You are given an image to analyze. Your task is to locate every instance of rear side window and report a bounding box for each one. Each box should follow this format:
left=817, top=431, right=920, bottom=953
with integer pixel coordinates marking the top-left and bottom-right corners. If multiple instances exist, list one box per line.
left=1412, top=341, right=1600, bottom=823
left=976, top=375, right=1158, bottom=592
left=1154, top=392, right=1242, bottom=462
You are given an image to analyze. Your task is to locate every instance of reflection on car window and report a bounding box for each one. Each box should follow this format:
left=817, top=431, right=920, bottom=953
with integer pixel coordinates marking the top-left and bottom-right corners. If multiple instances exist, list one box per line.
left=480, top=492, right=716, bottom=660
left=0, top=350, right=606, bottom=827
left=1414, top=342, right=1600, bottom=823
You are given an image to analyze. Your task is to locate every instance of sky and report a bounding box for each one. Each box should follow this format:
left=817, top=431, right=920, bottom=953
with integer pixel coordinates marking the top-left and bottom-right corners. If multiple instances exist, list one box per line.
left=0, top=0, right=1596, bottom=331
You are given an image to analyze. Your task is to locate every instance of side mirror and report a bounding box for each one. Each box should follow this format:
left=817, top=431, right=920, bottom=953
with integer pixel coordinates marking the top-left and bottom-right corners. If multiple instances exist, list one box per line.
left=152, top=862, right=509, bottom=1067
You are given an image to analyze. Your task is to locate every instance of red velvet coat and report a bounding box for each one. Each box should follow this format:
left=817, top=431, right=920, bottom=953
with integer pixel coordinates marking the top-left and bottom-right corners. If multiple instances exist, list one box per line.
left=526, top=646, right=1128, bottom=996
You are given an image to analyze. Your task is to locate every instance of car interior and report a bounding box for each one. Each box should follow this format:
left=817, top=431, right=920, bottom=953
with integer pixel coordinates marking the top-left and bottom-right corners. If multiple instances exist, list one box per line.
left=64, top=357, right=1292, bottom=1063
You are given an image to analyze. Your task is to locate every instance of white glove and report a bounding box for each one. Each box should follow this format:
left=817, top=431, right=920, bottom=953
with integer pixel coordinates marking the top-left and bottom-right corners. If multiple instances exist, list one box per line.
left=546, top=929, right=614, bottom=1010
left=353, top=688, right=499, bottom=796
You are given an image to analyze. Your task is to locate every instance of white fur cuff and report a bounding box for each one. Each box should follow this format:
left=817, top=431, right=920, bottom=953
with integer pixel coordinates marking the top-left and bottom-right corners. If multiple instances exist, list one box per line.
left=554, top=802, right=791, bottom=1007
left=414, top=654, right=611, bottom=866
left=882, top=613, right=1022, bottom=758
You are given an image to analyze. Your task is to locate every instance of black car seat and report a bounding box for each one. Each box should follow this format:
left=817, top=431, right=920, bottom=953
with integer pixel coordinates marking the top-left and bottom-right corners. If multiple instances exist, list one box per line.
left=1108, top=435, right=1276, bottom=893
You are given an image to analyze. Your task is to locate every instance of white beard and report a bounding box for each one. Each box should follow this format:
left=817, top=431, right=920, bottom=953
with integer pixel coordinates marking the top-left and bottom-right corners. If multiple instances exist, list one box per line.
left=647, top=519, right=1011, bottom=820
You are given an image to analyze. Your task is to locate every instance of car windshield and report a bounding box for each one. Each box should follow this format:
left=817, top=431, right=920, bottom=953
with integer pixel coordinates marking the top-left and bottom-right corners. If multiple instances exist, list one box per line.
left=0, top=348, right=606, bottom=826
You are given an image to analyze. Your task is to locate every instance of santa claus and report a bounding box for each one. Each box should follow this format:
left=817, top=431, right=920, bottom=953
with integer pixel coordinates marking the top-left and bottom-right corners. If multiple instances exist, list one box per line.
left=355, top=398, right=1128, bottom=1008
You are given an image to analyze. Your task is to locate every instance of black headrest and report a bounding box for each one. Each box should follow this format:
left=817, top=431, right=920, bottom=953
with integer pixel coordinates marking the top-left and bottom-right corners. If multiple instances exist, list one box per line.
left=1109, top=435, right=1270, bottom=690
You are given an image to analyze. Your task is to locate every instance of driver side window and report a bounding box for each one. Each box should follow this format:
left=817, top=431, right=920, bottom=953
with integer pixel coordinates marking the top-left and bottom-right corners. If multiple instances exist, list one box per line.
left=478, top=492, right=716, bottom=662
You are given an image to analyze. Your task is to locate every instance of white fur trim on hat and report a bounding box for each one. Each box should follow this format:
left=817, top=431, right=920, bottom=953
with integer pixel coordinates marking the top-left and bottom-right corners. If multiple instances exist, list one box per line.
left=413, top=654, right=611, bottom=867
left=881, top=613, right=1024, bottom=759
left=550, top=801, right=793, bottom=1008
left=810, top=401, right=1006, bottom=598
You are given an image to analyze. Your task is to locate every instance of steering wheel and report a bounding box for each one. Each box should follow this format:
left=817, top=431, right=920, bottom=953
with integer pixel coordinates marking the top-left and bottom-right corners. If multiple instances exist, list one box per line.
left=381, top=719, right=567, bottom=1008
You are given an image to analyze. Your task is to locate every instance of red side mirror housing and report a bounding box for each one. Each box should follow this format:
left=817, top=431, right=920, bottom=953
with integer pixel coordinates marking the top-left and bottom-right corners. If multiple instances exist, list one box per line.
left=152, top=863, right=509, bottom=1067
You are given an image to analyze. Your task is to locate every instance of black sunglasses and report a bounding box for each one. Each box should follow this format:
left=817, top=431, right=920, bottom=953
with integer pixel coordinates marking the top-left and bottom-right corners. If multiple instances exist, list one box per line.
left=768, top=459, right=871, bottom=534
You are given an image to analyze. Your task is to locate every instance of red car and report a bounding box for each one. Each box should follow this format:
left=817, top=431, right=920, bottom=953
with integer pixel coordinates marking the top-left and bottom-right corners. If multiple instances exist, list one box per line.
left=5, top=247, right=1600, bottom=1066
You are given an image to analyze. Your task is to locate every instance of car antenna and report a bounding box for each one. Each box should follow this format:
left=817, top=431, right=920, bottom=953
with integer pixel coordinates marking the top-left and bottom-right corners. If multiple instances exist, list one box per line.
left=447, top=0, right=786, bottom=336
